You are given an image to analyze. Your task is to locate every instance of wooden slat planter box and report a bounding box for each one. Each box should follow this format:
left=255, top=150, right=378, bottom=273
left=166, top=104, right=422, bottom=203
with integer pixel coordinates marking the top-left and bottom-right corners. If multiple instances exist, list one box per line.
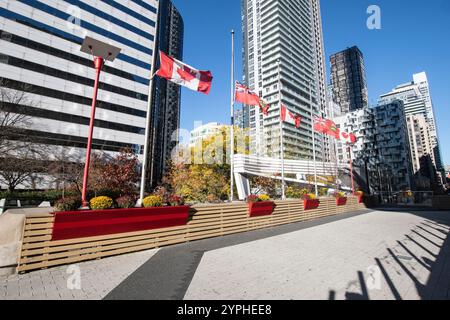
left=17, top=197, right=368, bottom=272
left=248, top=201, right=275, bottom=217
left=303, top=199, right=320, bottom=210
left=51, top=206, right=190, bottom=241
left=336, top=197, right=347, bottom=206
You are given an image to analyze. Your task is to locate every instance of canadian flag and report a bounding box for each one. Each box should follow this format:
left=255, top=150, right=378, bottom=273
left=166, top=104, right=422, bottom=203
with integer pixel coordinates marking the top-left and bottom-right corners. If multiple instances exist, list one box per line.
left=155, top=51, right=213, bottom=95
left=235, top=82, right=260, bottom=105
left=340, top=131, right=357, bottom=144
left=281, top=104, right=301, bottom=128
left=313, top=116, right=327, bottom=133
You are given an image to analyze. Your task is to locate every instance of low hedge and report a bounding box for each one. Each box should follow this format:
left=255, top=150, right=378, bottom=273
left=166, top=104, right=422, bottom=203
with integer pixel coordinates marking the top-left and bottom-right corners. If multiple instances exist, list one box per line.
left=54, top=197, right=82, bottom=212
left=0, top=190, right=73, bottom=202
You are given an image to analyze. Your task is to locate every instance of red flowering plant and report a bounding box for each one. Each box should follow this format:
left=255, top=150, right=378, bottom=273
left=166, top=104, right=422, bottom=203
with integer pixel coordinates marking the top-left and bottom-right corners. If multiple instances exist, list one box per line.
left=116, top=195, right=137, bottom=209
left=333, top=191, right=346, bottom=198
left=302, top=193, right=317, bottom=200
left=168, top=194, right=185, bottom=206
left=246, top=194, right=260, bottom=203
left=152, top=186, right=186, bottom=206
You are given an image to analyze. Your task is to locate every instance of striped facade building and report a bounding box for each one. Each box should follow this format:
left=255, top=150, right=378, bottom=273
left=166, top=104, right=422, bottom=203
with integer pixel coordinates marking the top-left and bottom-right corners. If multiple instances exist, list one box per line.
left=241, top=0, right=333, bottom=163
left=0, top=0, right=183, bottom=189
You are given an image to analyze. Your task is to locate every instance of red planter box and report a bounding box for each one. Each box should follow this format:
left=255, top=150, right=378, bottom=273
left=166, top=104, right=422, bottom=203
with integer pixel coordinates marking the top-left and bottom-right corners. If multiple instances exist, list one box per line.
left=357, top=195, right=364, bottom=204
left=336, top=197, right=347, bottom=206
left=303, top=199, right=320, bottom=210
left=51, top=206, right=190, bottom=241
left=248, top=201, right=274, bottom=217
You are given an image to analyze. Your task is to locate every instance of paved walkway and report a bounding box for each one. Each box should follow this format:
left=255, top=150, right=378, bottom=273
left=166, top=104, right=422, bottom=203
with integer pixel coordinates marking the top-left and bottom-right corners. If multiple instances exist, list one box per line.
left=1, top=209, right=449, bottom=300
left=0, top=249, right=158, bottom=299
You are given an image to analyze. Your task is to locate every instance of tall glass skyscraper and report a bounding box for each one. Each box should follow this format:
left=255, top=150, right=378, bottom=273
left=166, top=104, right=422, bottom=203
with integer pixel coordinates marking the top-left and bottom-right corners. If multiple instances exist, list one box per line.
left=242, top=0, right=330, bottom=162
left=330, top=46, right=368, bottom=113
left=146, top=0, right=184, bottom=188
left=0, top=0, right=183, bottom=189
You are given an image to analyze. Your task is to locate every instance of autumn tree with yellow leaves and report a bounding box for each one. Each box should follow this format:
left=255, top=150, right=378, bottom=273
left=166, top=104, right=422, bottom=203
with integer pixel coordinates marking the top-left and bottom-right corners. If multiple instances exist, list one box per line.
left=164, top=126, right=250, bottom=203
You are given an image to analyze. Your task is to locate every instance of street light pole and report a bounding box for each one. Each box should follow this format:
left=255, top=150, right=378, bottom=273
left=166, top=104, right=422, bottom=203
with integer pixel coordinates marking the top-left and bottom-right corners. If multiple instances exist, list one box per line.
left=81, top=57, right=103, bottom=207
left=79, top=37, right=120, bottom=208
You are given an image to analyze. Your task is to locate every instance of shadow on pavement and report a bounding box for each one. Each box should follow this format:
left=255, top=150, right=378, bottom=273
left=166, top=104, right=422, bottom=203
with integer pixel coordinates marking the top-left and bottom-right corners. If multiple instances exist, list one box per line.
left=104, top=209, right=372, bottom=300
left=329, top=209, right=450, bottom=300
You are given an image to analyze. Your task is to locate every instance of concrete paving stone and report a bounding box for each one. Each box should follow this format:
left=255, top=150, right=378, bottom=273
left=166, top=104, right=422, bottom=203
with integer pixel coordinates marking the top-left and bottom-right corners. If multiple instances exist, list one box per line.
left=0, top=249, right=159, bottom=300
left=184, top=210, right=450, bottom=300
left=2, top=209, right=448, bottom=300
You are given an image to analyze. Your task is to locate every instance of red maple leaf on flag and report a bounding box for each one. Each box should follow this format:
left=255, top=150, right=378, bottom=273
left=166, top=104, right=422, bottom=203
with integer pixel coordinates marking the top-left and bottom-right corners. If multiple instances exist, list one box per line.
left=177, top=65, right=196, bottom=82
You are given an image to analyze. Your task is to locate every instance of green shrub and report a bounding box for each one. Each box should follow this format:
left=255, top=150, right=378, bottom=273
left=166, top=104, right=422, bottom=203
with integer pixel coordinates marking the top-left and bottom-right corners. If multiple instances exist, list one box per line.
left=143, top=195, right=164, bottom=208
left=54, top=197, right=82, bottom=212
left=0, top=190, right=78, bottom=202
left=319, top=188, right=329, bottom=197
left=90, top=196, right=114, bottom=210
left=286, top=186, right=308, bottom=199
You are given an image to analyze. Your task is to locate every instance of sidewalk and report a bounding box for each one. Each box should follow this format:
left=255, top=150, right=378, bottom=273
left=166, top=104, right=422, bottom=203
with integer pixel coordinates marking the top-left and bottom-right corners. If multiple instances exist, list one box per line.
left=1, top=208, right=449, bottom=300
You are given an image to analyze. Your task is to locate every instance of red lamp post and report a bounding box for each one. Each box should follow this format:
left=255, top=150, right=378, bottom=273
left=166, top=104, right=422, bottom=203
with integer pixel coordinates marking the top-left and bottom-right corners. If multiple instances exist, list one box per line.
left=80, top=37, right=121, bottom=207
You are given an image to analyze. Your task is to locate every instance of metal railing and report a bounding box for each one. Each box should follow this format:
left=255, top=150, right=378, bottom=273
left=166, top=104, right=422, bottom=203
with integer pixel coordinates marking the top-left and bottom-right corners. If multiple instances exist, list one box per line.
left=374, top=191, right=433, bottom=207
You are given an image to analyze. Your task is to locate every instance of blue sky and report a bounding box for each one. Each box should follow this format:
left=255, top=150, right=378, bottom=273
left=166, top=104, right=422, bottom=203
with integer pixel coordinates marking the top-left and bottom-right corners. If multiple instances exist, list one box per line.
left=171, top=0, right=450, bottom=165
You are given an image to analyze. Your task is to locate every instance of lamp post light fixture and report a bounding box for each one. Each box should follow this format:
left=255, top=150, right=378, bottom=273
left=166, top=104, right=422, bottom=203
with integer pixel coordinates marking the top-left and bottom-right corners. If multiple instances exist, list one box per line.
left=80, top=37, right=121, bottom=207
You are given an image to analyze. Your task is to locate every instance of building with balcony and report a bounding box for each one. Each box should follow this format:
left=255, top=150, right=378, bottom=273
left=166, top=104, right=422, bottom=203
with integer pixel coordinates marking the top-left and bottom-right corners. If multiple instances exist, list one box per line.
left=334, top=101, right=414, bottom=193
left=242, top=0, right=331, bottom=162
left=379, top=72, right=444, bottom=176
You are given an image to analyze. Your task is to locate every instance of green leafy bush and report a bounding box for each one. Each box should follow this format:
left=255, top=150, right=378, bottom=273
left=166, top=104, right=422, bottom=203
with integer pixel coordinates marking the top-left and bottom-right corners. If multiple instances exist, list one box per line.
left=286, top=186, right=308, bottom=199
left=0, top=190, right=77, bottom=202
left=319, top=188, right=329, bottom=197
left=54, top=197, right=82, bottom=212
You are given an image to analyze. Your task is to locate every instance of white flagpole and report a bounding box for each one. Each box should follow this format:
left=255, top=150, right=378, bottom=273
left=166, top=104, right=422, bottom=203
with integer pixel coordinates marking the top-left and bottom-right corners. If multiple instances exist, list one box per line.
left=138, top=5, right=160, bottom=206
left=310, top=81, right=318, bottom=197
left=230, top=30, right=235, bottom=202
left=278, top=59, right=286, bottom=200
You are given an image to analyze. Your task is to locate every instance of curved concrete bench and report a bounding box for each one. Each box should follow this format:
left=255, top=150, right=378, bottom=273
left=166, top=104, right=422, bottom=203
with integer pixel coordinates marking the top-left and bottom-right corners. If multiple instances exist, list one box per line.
left=0, top=208, right=53, bottom=276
